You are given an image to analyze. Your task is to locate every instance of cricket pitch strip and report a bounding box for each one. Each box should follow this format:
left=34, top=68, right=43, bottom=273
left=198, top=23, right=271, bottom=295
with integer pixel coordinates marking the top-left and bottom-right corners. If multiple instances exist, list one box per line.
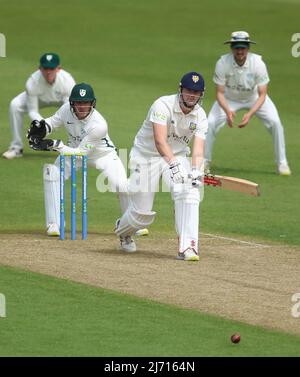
left=0, top=233, right=299, bottom=336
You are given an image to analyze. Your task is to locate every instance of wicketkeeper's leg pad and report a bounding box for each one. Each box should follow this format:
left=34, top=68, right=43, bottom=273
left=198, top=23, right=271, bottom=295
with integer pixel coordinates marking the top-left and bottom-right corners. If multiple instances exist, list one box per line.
left=43, top=164, right=60, bottom=227
left=115, top=207, right=156, bottom=237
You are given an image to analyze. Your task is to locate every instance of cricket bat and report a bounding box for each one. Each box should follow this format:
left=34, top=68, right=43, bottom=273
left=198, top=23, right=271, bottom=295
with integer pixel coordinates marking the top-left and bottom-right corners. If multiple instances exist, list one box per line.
left=204, top=174, right=260, bottom=197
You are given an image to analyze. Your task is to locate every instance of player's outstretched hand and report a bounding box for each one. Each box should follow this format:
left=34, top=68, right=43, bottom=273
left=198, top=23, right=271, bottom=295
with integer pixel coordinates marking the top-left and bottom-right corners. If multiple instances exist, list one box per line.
left=226, top=111, right=236, bottom=128
left=238, top=112, right=251, bottom=128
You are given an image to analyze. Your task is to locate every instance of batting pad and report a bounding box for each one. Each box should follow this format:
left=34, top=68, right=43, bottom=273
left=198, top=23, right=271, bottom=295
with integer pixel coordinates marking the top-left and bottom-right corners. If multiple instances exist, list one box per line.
left=115, top=207, right=156, bottom=237
left=173, top=187, right=200, bottom=254
left=43, top=164, right=60, bottom=227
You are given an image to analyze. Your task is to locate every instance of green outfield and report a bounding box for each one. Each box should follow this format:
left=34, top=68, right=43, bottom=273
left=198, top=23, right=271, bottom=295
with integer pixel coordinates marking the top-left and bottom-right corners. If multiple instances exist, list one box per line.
left=0, top=0, right=300, bottom=357
left=1, top=265, right=300, bottom=357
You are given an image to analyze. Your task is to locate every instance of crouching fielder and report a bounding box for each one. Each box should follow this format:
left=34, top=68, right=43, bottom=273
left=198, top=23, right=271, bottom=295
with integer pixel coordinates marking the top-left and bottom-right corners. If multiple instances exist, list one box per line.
left=115, top=72, right=208, bottom=261
left=27, top=83, right=136, bottom=251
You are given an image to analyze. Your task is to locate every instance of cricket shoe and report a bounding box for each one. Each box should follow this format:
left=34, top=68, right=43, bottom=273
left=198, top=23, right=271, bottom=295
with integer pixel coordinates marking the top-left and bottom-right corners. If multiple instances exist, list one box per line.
left=278, top=163, right=291, bottom=176
left=115, top=219, right=137, bottom=253
left=176, top=247, right=199, bottom=261
left=2, top=148, right=23, bottom=159
left=47, top=223, right=60, bottom=237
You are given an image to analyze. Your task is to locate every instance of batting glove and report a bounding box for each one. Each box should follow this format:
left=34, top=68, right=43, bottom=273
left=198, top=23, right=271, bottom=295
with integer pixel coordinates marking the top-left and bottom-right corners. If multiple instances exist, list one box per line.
left=169, top=159, right=188, bottom=184
left=189, top=168, right=204, bottom=188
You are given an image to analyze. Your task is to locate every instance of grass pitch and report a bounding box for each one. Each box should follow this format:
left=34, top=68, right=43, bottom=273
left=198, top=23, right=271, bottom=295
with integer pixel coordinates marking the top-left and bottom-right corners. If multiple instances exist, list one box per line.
left=1, top=265, right=300, bottom=356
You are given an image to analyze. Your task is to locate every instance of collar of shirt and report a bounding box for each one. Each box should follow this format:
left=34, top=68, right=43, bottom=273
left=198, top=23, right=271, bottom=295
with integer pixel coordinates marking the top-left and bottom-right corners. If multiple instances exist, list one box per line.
left=174, top=94, right=199, bottom=115
left=232, top=54, right=249, bottom=69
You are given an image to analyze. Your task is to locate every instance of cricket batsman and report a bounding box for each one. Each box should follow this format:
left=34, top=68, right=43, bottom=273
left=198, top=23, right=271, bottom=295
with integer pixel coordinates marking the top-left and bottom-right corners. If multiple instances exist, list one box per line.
left=115, top=72, right=208, bottom=261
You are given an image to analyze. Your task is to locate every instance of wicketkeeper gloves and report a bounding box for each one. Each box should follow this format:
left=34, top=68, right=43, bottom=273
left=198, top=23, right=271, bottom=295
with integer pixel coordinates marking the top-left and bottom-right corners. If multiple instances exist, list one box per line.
left=29, top=138, right=63, bottom=151
left=26, top=119, right=51, bottom=142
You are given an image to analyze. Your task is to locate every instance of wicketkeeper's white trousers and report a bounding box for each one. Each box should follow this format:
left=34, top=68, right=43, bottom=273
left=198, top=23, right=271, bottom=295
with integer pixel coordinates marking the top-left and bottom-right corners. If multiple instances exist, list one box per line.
left=205, top=95, right=289, bottom=165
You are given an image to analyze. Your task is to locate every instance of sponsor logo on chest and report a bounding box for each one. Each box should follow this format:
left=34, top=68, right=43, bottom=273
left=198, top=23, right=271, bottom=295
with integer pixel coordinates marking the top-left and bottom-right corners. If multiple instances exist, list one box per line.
left=170, top=119, right=197, bottom=133
left=67, top=127, right=87, bottom=143
left=189, top=122, right=197, bottom=131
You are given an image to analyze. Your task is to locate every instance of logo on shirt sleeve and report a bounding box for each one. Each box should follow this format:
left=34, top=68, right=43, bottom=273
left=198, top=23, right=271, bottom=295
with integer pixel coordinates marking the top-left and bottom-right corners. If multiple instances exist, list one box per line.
left=153, top=111, right=167, bottom=122
left=257, top=75, right=269, bottom=85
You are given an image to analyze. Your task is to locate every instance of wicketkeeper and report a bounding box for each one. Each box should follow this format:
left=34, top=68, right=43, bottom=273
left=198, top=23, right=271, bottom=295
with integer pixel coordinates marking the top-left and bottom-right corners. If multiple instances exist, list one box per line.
left=26, top=82, right=139, bottom=251
left=115, top=72, right=208, bottom=261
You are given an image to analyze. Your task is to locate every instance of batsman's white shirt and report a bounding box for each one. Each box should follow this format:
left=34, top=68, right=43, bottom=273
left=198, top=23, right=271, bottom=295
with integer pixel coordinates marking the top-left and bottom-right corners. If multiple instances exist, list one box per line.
left=133, top=94, right=208, bottom=156
left=45, top=103, right=116, bottom=158
left=213, top=52, right=270, bottom=102
left=26, top=69, right=75, bottom=120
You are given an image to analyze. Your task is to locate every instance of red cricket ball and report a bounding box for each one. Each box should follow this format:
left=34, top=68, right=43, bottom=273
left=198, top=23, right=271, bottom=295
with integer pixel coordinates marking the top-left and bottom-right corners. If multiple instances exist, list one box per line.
left=231, top=333, right=241, bottom=344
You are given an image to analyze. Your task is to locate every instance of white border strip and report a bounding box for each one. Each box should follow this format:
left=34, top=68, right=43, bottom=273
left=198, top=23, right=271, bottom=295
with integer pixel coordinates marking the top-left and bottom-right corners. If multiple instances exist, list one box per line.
left=0, top=33, right=6, bottom=57
left=202, top=232, right=271, bottom=248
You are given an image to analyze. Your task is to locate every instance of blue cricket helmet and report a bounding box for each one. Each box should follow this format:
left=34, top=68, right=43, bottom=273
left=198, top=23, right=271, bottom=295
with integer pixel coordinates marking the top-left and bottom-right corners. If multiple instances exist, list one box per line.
left=180, top=72, right=205, bottom=92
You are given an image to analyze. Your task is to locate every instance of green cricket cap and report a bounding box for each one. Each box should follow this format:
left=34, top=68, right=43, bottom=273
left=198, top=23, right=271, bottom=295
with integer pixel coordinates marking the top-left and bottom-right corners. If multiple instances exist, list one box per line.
left=40, top=53, right=60, bottom=68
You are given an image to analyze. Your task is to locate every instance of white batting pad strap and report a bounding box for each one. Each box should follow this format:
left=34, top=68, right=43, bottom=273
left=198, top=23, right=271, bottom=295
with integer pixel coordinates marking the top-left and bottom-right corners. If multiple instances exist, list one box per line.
left=43, top=164, right=60, bottom=226
left=115, top=208, right=156, bottom=237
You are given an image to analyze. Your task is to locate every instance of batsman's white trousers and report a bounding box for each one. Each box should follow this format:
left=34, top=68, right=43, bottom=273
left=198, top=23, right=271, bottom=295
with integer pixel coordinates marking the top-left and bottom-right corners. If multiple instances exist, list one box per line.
left=44, top=150, right=129, bottom=227
left=9, top=92, right=63, bottom=150
left=205, top=95, right=289, bottom=165
left=122, top=148, right=202, bottom=254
